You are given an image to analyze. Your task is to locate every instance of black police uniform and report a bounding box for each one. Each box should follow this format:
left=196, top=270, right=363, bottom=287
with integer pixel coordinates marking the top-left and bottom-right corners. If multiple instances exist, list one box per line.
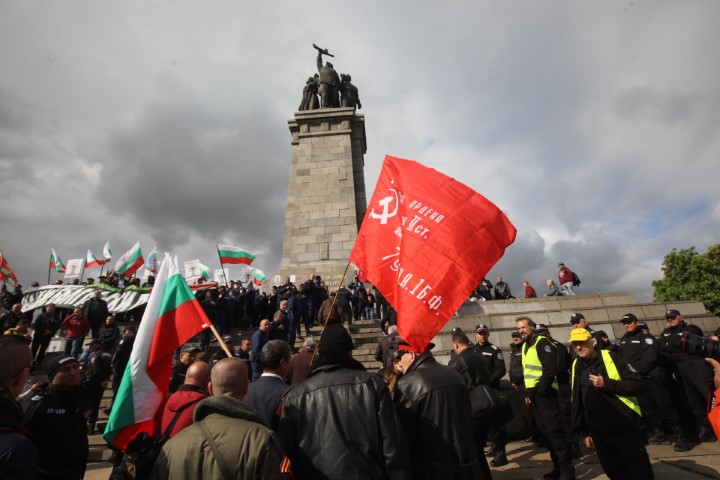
left=658, top=320, right=715, bottom=439
left=169, top=362, right=190, bottom=394
left=618, top=327, right=688, bottom=445
left=82, top=347, right=112, bottom=432
left=523, top=334, right=575, bottom=479
left=21, top=385, right=89, bottom=480
left=472, top=341, right=509, bottom=466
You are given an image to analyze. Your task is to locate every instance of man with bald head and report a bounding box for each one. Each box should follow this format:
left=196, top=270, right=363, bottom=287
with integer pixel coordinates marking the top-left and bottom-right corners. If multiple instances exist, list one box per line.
left=0, top=336, right=37, bottom=478
left=150, top=358, right=292, bottom=479
left=155, top=361, right=211, bottom=439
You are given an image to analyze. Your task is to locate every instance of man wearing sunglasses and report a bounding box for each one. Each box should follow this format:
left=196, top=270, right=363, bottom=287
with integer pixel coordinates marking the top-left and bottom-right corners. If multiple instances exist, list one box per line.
left=658, top=309, right=716, bottom=442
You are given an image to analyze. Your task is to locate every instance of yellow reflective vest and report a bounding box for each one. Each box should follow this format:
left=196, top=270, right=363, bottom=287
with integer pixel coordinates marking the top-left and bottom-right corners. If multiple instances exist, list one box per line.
left=522, top=335, right=559, bottom=391
left=571, top=349, right=641, bottom=416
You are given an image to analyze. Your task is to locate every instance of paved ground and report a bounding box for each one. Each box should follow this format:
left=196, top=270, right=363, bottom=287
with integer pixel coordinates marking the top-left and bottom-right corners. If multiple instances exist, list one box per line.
left=86, top=438, right=720, bottom=479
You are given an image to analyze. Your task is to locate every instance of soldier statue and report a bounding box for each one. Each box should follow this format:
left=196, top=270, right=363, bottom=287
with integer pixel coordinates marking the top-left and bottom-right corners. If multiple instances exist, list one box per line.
left=314, top=44, right=341, bottom=108
left=299, top=74, right=320, bottom=111
left=340, top=73, right=361, bottom=111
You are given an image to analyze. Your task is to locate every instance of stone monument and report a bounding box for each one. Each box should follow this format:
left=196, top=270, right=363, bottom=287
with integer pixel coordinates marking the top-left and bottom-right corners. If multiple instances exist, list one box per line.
left=277, top=45, right=367, bottom=288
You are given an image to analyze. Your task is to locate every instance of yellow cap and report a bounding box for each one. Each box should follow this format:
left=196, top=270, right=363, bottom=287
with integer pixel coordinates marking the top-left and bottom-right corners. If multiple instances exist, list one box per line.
left=569, top=328, right=592, bottom=343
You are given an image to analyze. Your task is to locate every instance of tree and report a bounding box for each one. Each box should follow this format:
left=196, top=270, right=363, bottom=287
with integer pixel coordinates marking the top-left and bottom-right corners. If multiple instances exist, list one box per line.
left=652, top=244, right=720, bottom=314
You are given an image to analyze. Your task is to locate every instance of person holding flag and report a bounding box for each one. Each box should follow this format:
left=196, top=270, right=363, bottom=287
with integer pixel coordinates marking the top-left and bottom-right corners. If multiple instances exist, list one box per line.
left=103, top=253, right=213, bottom=458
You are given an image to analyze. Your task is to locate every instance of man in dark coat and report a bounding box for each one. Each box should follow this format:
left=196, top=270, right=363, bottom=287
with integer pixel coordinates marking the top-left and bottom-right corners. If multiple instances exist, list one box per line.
left=0, top=336, right=37, bottom=478
left=250, top=320, right=270, bottom=381
left=279, top=324, right=409, bottom=479
left=82, top=338, right=113, bottom=434
left=287, top=337, right=317, bottom=385
left=22, top=355, right=89, bottom=480
left=82, top=290, right=109, bottom=338
left=244, top=340, right=291, bottom=431
left=394, top=338, right=485, bottom=479
left=31, top=303, right=61, bottom=366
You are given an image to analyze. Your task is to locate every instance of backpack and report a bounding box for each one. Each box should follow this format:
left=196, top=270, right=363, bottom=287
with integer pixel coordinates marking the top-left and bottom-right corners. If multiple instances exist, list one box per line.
left=123, top=398, right=201, bottom=479
left=572, top=272, right=581, bottom=287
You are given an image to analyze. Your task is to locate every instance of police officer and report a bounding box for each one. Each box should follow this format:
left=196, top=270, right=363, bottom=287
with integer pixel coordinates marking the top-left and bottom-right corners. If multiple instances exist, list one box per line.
left=617, top=313, right=692, bottom=451
left=210, top=335, right=238, bottom=365
left=516, top=316, right=575, bottom=480
left=22, top=355, right=89, bottom=480
left=537, top=323, right=579, bottom=459
left=170, top=344, right=199, bottom=394
left=569, top=313, right=603, bottom=347
left=82, top=338, right=112, bottom=434
left=658, top=309, right=716, bottom=442
left=472, top=324, right=508, bottom=467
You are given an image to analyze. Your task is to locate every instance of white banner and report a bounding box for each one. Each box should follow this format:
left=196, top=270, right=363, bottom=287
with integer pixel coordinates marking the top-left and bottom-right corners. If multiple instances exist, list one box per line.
left=184, top=259, right=201, bottom=280
left=64, top=258, right=85, bottom=279
left=214, top=268, right=229, bottom=284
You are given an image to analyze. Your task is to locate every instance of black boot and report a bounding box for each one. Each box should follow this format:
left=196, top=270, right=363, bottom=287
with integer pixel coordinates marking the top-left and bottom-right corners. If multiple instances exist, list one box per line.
left=491, top=450, right=508, bottom=467
left=698, top=425, right=717, bottom=443
left=484, top=447, right=499, bottom=457
left=648, top=427, right=670, bottom=445
left=569, top=441, right=582, bottom=459
left=673, top=427, right=693, bottom=452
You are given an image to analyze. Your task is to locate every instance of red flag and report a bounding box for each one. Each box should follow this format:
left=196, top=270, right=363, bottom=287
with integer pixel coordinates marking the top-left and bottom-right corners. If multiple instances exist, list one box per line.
left=350, top=155, right=516, bottom=352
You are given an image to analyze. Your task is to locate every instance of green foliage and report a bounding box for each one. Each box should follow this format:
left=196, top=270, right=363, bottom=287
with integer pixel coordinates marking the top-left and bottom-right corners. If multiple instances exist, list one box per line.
left=652, top=244, right=720, bottom=313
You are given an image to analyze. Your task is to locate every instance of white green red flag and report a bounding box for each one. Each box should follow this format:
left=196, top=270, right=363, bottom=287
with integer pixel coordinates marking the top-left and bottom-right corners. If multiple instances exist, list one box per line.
left=0, top=250, right=18, bottom=286
left=198, top=262, right=211, bottom=281
left=103, top=253, right=212, bottom=451
left=86, top=250, right=102, bottom=269
left=102, top=242, right=112, bottom=265
left=217, top=244, right=255, bottom=265
left=145, top=246, right=158, bottom=275
left=350, top=155, right=517, bottom=352
left=49, top=249, right=66, bottom=273
left=253, top=268, right=266, bottom=286
left=114, top=242, right=144, bottom=278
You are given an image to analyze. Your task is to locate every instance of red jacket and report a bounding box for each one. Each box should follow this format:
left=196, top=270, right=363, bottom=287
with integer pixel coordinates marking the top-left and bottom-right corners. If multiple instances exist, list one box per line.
left=524, top=285, right=537, bottom=298
left=558, top=266, right=574, bottom=284
left=62, top=313, right=91, bottom=339
left=710, top=387, right=720, bottom=440
left=155, top=385, right=207, bottom=438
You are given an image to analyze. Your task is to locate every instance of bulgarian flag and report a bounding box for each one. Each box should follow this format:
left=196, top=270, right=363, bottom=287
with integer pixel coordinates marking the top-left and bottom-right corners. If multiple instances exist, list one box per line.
left=253, top=268, right=266, bottom=286
left=103, top=253, right=212, bottom=451
left=102, top=242, right=112, bottom=265
left=86, top=250, right=103, bottom=269
left=0, top=250, right=18, bottom=287
left=114, top=242, right=144, bottom=278
left=217, top=244, right=255, bottom=265
left=198, top=262, right=211, bottom=281
left=145, top=246, right=158, bottom=275
left=49, top=249, right=66, bottom=273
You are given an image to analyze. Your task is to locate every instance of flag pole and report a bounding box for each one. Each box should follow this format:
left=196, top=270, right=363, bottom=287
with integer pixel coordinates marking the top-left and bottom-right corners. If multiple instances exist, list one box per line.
left=208, top=323, right=233, bottom=357
left=310, top=261, right=352, bottom=366
left=47, top=250, right=51, bottom=285
left=215, top=245, right=230, bottom=288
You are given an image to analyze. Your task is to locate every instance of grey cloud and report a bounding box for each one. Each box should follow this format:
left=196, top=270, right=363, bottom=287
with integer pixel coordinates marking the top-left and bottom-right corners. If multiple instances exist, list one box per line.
left=614, top=84, right=698, bottom=124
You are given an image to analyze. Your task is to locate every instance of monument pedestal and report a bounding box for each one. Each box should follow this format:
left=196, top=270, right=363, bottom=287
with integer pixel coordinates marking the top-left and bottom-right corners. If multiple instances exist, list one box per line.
left=277, top=107, right=367, bottom=288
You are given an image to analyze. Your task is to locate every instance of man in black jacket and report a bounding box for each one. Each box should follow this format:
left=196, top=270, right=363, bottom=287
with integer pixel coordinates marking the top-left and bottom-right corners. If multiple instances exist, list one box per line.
left=31, top=303, right=61, bottom=366
left=0, top=336, right=37, bottom=478
left=569, top=328, right=653, bottom=479
left=618, top=313, right=692, bottom=451
left=658, top=309, right=716, bottom=442
left=22, top=355, right=89, bottom=480
left=82, top=338, right=113, bottom=434
left=82, top=290, right=109, bottom=338
left=279, top=324, right=409, bottom=479
left=449, top=332, right=493, bottom=478
left=472, top=324, right=508, bottom=467
left=395, top=338, right=485, bottom=479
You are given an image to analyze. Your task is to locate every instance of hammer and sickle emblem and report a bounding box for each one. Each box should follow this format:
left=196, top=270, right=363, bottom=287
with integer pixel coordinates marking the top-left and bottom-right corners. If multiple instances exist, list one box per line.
left=369, top=189, right=399, bottom=224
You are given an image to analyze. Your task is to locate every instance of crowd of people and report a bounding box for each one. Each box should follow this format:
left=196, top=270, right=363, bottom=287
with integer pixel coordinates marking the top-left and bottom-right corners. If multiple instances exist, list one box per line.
left=2, top=264, right=720, bottom=479
left=470, top=263, right=580, bottom=302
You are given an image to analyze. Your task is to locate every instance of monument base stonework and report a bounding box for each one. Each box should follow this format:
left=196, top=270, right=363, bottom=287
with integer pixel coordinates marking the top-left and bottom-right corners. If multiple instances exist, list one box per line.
left=277, top=107, right=367, bottom=288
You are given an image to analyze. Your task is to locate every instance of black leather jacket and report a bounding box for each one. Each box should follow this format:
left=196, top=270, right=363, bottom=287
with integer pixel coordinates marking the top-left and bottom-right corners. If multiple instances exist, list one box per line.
left=394, top=353, right=482, bottom=480
left=279, top=355, right=409, bottom=480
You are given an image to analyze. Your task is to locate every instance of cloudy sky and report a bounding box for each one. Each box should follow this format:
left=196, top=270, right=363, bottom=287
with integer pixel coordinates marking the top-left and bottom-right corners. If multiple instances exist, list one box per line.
left=1, top=1, right=718, bottom=302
